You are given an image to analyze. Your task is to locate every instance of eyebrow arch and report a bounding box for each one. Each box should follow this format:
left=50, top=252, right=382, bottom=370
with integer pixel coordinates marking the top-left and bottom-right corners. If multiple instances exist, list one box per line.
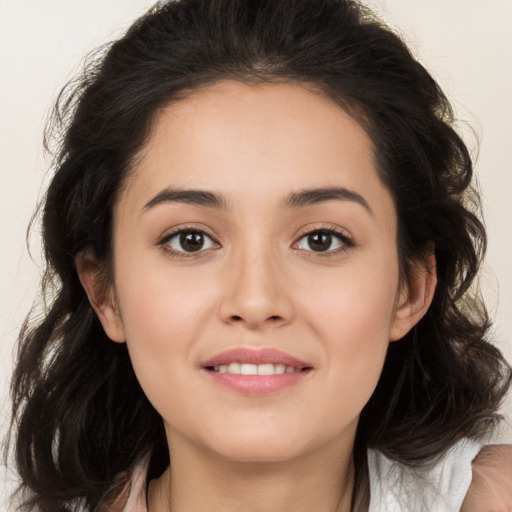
left=283, top=186, right=373, bottom=215
left=143, top=187, right=228, bottom=211
left=143, top=185, right=372, bottom=215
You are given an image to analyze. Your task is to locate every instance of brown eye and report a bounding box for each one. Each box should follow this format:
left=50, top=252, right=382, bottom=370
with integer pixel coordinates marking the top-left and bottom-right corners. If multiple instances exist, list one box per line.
left=307, top=232, right=333, bottom=252
left=296, top=229, right=352, bottom=254
left=180, top=231, right=204, bottom=252
left=164, top=229, right=217, bottom=253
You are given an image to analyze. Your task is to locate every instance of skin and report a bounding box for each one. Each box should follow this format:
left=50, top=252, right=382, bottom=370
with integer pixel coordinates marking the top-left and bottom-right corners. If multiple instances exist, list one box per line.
left=78, top=80, right=437, bottom=511
left=462, top=445, right=512, bottom=512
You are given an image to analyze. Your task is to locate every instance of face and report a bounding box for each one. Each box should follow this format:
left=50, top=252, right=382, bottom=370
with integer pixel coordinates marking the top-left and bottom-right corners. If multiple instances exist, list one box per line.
left=83, top=80, right=433, bottom=464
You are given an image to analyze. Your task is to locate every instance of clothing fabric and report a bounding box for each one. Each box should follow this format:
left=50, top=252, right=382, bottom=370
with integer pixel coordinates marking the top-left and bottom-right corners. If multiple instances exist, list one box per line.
left=367, top=438, right=482, bottom=511
left=122, top=438, right=482, bottom=512
left=120, top=459, right=148, bottom=512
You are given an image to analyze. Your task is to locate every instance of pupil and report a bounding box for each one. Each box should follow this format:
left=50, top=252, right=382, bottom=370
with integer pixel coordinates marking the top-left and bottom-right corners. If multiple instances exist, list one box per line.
left=309, top=232, right=331, bottom=251
left=180, top=231, right=204, bottom=252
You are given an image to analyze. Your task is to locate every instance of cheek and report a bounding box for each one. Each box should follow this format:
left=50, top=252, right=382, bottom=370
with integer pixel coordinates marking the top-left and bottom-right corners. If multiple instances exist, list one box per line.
left=110, top=249, right=213, bottom=398
left=114, top=233, right=219, bottom=332
left=115, top=266, right=215, bottom=371
left=116, top=273, right=212, bottom=427
left=298, top=256, right=399, bottom=400
left=300, top=255, right=399, bottom=346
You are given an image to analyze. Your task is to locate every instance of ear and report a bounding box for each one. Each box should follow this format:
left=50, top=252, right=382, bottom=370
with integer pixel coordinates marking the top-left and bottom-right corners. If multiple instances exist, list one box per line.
left=389, top=253, right=437, bottom=342
left=75, top=250, right=126, bottom=343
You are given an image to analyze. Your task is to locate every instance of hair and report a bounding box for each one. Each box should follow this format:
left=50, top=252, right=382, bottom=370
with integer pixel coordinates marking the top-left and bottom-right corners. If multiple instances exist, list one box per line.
left=8, top=0, right=511, bottom=511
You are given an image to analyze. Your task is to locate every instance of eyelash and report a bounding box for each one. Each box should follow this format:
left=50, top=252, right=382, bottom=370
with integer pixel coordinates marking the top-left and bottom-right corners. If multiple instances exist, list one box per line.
left=295, top=224, right=356, bottom=258
left=158, top=224, right=219, bottom=260
left=158, top=224, right=355, bottom=259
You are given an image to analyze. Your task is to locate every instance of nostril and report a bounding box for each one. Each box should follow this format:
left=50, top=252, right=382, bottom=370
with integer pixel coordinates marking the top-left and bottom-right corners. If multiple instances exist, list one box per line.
left=226, top=314, right=285, bottom=327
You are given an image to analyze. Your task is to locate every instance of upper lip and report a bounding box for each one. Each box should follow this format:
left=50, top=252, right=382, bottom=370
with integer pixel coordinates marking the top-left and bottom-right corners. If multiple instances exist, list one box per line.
left=201, top=347, right=311, bottom=369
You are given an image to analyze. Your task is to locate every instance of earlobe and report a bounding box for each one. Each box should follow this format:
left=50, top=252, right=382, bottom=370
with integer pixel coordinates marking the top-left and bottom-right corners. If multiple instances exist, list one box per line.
left=75, top=250, right=126, bottom=343
left=390, top=253, right=437, bottom=342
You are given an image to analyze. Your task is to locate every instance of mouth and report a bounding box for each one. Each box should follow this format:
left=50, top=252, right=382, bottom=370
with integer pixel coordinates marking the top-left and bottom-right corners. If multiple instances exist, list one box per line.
left=201, top=346, right=312, bottom=372
left=205, top=363, right=311, bottom=375
left=201, top=347, right=313, bottom=396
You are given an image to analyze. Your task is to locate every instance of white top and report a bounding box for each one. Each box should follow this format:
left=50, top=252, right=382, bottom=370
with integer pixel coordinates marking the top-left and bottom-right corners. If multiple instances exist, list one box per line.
left=122, top=438, right=482, bottom=512
left=368, top=438, right=482, bottom=511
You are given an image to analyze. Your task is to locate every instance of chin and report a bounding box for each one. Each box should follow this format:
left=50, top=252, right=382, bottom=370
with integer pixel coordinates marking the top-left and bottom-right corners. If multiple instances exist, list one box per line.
left=215, top=442, right=308, bottom=464
left=199, top=424, right=321, bottom=464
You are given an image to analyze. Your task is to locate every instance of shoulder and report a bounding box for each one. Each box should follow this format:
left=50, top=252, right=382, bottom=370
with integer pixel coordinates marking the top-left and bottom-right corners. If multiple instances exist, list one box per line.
left=461, top=444, right=512, bottom=512
left=367, top=439, right=512, bottom=512
left=368, top=438, right=482, bottom=512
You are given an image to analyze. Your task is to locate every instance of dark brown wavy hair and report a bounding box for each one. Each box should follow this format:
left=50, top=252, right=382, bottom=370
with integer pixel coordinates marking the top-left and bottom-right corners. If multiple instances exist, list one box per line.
left=8, top=0, right=511, bottom=511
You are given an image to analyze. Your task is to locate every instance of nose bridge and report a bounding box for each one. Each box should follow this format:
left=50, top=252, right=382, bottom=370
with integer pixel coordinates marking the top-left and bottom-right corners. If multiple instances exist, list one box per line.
left=218, top=231, right=292, bottom=329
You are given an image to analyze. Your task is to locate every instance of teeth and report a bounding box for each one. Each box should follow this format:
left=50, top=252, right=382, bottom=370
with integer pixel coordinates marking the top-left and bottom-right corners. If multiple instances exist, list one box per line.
left=211, top=363, right=299, bottom=375
left=228, top=362, right=241, bottom=374
left=241, top=363, right=257, bottom=375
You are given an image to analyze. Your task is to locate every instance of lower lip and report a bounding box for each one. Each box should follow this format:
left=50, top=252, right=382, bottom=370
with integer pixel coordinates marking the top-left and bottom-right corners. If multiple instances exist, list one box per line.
left=203, top=369, right=311, bottom=396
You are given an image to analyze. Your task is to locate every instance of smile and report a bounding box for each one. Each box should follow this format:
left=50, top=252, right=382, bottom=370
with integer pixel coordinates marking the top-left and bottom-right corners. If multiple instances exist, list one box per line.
left=210, top=363, right=303, bottom=375
left=201, top=347, right=313, bottom=396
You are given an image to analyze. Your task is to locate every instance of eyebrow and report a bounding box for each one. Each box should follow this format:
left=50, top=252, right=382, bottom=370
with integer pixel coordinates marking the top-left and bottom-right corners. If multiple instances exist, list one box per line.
left=143, top=186, right=373, bottom=215
left=283, top=186, right=372, bottom=214
left=144, top=188, right=228, bottom=211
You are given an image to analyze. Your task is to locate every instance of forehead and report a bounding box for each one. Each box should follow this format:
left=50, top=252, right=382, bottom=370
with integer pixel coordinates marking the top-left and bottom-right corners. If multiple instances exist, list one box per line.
left=119, top=80, right=394, bottom=221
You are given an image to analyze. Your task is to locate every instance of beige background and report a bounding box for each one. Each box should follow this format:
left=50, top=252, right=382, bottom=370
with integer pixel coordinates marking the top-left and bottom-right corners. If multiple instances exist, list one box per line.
left=1, top=0, right=511, bottom=508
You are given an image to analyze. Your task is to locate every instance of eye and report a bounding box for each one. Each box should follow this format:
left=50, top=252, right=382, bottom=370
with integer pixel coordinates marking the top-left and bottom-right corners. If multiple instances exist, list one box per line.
left=160, top=227, right=219, bottom=257
left=294, top=227, right=354, bottom=256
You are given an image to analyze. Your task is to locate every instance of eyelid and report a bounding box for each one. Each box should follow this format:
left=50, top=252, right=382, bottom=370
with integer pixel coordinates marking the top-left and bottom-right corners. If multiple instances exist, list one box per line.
left=157, top=223, right=355, bottom=259
left=293, top=224, right=355, bottom=257
left=158, top=224, right=221, bottom=258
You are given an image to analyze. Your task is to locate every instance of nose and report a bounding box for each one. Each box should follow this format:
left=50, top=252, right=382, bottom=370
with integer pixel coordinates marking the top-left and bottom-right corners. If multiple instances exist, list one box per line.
left=217, top=244, right=294, bottom=330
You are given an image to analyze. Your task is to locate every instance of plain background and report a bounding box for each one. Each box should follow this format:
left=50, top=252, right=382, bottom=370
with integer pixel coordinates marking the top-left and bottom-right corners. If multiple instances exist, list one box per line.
left=1, top=0, right=511, bottom=507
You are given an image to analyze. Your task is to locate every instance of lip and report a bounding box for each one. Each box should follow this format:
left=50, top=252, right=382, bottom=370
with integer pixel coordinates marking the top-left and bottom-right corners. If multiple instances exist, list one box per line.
left=201, top=347, right=313, bottom=396
left=201, top=347, right=311, bottom=369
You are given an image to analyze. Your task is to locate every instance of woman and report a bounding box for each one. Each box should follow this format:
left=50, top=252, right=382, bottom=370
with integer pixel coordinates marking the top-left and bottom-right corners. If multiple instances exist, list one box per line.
left=8, top=0, right=512, bottom=510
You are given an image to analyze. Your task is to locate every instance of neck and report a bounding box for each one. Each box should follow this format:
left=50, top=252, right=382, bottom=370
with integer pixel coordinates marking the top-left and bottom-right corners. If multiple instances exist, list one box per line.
left=148, top=432, right=356, bottom=512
